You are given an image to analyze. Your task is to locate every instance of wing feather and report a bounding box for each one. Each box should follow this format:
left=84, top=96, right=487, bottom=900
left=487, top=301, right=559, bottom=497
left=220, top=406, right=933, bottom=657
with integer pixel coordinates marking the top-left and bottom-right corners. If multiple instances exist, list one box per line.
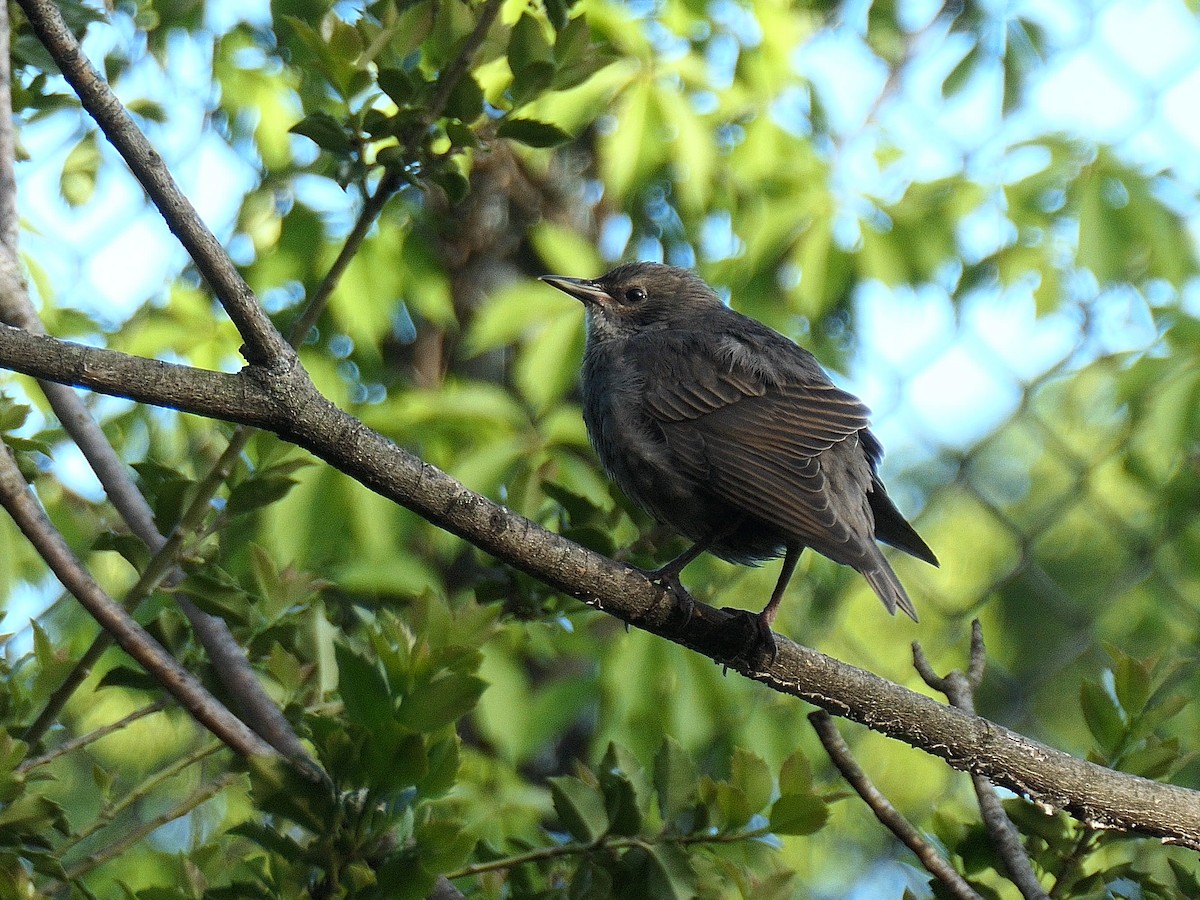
left=640, top=342, right=880, bottom=565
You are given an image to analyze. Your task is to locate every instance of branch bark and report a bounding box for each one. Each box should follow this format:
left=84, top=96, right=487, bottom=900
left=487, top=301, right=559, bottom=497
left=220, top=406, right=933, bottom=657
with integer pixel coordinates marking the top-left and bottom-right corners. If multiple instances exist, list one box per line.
left=0, top=13, right=318, bottom=775
left=0, top=441, right=276, bottom=761
left=915, top=625, right=1051, bottom=900
left=811, top=711, right=984, bottom=900
left=0, top=323, right=1197, bottom=848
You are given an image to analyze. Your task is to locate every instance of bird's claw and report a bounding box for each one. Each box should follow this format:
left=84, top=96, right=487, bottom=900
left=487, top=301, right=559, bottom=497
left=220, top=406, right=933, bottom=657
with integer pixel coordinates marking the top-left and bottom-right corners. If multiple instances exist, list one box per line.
left=719, top=608, right=778, bottom=665
left=638, top=568, right=697, bottom=629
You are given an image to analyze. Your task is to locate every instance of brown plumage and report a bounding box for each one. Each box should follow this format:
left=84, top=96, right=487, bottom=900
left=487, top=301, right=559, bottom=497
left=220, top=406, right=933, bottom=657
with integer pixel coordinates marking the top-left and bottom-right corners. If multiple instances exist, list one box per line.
left=541, top=262, right=937, bottom=656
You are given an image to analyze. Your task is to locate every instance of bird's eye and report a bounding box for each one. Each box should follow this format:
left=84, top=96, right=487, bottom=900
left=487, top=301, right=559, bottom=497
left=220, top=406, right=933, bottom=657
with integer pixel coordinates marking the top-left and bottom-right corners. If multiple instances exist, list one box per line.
left=625, top=287, right=647, bottom=303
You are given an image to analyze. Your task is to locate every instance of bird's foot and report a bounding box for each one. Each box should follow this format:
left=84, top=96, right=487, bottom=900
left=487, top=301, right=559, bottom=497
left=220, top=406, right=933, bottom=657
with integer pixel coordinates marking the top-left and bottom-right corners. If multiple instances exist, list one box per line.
left=637, top=566, right=697, bottom=629
left=718, top=608, right=779, bottom=665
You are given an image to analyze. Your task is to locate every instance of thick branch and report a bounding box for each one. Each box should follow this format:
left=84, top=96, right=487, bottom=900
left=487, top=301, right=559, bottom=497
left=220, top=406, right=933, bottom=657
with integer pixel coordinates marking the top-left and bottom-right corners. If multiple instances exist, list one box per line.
left=0, top=323, right=320, bottom=773
left=0, top=324, right=280, bottom=425
left=12, top=0, right=291, bottom=368
left=0, top=443, right=276, bottom=761
left=1, top=325, right=1199, bottom=848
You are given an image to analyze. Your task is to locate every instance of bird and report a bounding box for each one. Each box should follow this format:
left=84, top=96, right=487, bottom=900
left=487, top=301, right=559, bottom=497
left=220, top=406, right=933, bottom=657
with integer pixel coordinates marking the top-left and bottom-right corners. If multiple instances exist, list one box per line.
left=540, top=261, right=938, bottom=658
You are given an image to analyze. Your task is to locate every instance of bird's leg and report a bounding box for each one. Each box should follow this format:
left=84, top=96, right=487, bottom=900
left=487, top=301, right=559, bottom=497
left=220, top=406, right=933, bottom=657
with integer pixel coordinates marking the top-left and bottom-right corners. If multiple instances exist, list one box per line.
left=721, top=544, right=802, bottom=664
left=638, top=520, right=743, bottom=627
left=751, top=544, right=802, bottom=663
left=636, top=539, right=710, bottom=628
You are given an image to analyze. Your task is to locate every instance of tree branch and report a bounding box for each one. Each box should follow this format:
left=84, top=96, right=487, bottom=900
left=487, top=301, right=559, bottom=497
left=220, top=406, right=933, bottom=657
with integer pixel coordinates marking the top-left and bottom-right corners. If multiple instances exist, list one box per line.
left=0, top=325, right=1196, bottom=847
left=2, top=244, right=319, bottom=778
left=56, top=741, right=224, bottom=856
left=0, top=324, right=280, bottom=424
left=11, top=0, right=291, bottom=368
left=915, top=624, right=1050, bottom=900
left=0, top=442, right=276, bottom=762
left=62, top=773, right=240, bottom=880
left=810, top=711, right=984, bottom=900
left=0, top=0, right=18, bottom=252
left=20, top=700, right=168, bottom=772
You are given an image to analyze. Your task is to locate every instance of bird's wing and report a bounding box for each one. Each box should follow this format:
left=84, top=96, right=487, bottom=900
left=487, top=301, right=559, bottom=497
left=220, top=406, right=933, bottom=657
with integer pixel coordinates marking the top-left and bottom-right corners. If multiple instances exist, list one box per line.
left=641, top=341, right=878, bottom=565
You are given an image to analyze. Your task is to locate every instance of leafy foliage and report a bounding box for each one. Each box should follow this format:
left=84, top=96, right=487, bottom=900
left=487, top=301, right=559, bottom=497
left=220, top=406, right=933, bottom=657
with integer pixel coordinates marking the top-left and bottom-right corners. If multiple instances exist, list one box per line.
left=3, top=0, right=1200, bottom=897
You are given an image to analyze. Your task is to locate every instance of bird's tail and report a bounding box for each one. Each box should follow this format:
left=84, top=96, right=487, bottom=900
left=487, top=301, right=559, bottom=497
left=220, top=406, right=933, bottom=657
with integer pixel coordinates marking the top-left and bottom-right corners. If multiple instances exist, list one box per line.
left=861, top=548, right=920, bottom=622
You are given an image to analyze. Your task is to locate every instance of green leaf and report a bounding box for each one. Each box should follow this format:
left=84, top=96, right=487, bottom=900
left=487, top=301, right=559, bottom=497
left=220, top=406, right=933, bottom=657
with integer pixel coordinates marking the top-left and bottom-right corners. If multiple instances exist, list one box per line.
left=0, top=793, right=68, bottom=834
left=1080, top=678, right=1125, bottom=755
left=289, top=112, right=350, bottom=154
left=569, top=858, right=614, bottom=900
left=508, top=12, right=556, bottom=102
left=942, top=43, right=979, bottom=98
left=1168, top=859, right=1200, bottom=896
left=769, top=793, right=828, bottom=836
left=514, top=300, right=585, bottom=411
left=227, top=475, right=300, bottom=515
left=60, top=132, right=100, bottom=206
left=230, top=820, right=307, bottom=859
left=599, top=744, right=647, bottom=837
left=96, top=666, right=159, bottom=692
left=549, top=775, right=609, bottom=842
left=1111, top=653, right=1152, bottom=719
left=776, top=749, right=813, bottom=796
left=433, top=168, right=470, bottom=205
left=599, top=765, right=641, bottom=837
left=1120, top=736, right=1181, bottom=779
left=497, top=117, right=572, bottom=148
left=378, top=67, right=424, bottom=107
left=335, top=642, right=394, bottom=728
left=645, top=843, right=696, bottom=900
left=730, top=747, right=772, bottom=814
left=0, top=396, right=31, bottom=432
left=445, top=120, right=479, bottom=148
left=1130, top=692, right=1190, bottom=742
left=92, top=531, right=151, bottom=572
left=396, top=673, right=487, bottom=733
left=601, top=77, right=661, bottom=200
left=443, top=74, right=484, bottom=122
left=245, top=755, right=338, bottom=835
left=654, top=737, right=698, bottom=825
left=705, top=778, right=753, bottom=831
left=415, top=812, right=476, bottom=874
left=178, top=568, right=251, bottom=623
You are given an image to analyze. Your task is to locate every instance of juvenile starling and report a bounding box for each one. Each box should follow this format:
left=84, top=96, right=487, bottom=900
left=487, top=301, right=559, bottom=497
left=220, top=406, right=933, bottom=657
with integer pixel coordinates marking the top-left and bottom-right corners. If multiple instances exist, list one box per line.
left=541, top=262, right=938, bottom=657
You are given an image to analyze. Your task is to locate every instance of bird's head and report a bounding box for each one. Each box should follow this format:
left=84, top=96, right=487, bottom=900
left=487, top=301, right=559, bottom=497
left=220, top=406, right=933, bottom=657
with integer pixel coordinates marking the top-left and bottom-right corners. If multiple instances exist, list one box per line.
left=540, top=262, right=723, bottom=340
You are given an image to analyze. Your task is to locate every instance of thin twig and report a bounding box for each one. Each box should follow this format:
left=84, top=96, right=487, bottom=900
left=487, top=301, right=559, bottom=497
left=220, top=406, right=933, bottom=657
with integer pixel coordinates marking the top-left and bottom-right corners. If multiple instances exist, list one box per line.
left=0, top=197, right=310, bottom=769
left=12, top=0, right=290, bottom=367
left=1047, top=828, right=1099, bottom=899
left=810, top=711, right=984, bottom=900
left=286, top=171, right=401, bottom=346
left=427, top=0, right=505, bottom=117
left=0, top=245, right=309, bottom=767
left=20, top=700, right=168, bottom=772
left=0, top=443, right=276, bottom=761
left=914, top=622, right=1051, bottom=900
left=62, top=773, right=239, bottom=880
left=57, top=741, right=225, bottom=856
left=289, top=0, right=501, bottom=346
left=448, top=826, right=771, bottom=880
left=15, top=0, right=505, bottom=762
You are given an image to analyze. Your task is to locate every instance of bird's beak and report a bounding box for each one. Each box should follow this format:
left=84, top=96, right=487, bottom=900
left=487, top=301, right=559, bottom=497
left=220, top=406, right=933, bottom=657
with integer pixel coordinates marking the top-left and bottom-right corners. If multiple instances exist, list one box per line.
left=539, top=275, right=612, bottom=306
